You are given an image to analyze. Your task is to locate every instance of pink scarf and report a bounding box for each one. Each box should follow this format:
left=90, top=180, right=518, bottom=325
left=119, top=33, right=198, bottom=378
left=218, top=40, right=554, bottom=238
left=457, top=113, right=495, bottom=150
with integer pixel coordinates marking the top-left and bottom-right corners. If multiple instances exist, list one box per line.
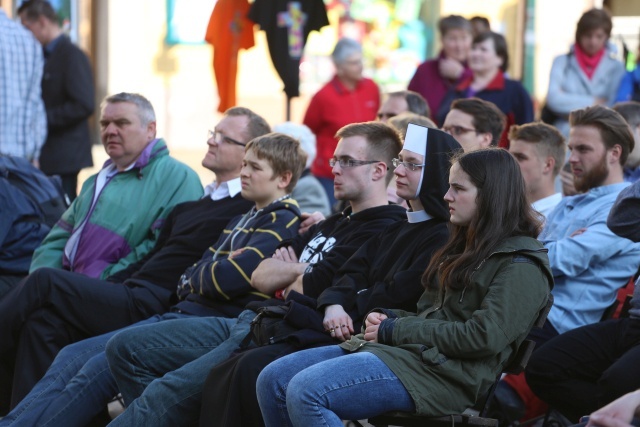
left=574, top=43, right=605, bottom=80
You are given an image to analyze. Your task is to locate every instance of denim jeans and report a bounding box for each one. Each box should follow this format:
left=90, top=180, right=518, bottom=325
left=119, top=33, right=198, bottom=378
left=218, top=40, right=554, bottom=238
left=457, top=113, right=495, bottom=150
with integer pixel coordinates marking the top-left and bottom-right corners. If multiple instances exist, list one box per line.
left=256, top=345, right=415, bottom=427
left=0, top=314, right=183, bottom=427
left=106, top=310, right=255, bottom=427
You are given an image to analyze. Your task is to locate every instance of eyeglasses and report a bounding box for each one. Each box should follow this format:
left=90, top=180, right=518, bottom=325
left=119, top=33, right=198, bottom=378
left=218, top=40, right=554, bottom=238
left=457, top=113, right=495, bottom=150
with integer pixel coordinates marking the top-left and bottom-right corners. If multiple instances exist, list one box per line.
left=441, top=125, right=477, bottom=137
left=207, top=130, right=246, bottom=147
left=329, top=158, right=380, bottom=168
left=392, top=158, right=426, bottom=171
left=377, top=112, right=396, bottom=120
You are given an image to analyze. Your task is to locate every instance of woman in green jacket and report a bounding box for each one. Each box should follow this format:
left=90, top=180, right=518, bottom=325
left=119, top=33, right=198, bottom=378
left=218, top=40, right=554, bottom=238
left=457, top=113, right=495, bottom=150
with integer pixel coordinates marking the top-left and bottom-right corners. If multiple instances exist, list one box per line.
left=256, top=148, right=553, bottom=426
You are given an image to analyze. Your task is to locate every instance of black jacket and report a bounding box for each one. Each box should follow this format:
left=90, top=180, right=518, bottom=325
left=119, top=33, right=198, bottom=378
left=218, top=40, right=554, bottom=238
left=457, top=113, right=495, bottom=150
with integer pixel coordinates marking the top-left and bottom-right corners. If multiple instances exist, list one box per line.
left=316, top=128, right=461, bottom=329
left=40, top=35, right=94, bottom=175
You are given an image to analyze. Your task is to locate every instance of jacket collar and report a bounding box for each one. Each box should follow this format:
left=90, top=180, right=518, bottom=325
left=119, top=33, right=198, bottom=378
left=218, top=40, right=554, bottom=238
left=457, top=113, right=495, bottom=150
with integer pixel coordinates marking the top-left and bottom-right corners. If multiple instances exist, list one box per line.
left=101, top=138, right=167, bottom=173
left=330, top=75, right=363, bottom=94
left=457, top=71, right=505, bottom=92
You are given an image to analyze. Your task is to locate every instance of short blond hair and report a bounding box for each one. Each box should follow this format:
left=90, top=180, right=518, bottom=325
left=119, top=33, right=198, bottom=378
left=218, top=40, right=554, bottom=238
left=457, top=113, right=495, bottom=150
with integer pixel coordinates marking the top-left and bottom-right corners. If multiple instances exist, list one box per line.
left=508, top=122, right=566, bottom=176
left=245, top=133, right=307, bottom=193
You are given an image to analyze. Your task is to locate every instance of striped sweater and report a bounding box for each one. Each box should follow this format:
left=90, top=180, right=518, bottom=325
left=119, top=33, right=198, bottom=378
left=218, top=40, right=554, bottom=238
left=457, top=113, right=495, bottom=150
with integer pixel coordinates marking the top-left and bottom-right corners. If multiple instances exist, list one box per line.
left=174, top=197, right=301, bottom=317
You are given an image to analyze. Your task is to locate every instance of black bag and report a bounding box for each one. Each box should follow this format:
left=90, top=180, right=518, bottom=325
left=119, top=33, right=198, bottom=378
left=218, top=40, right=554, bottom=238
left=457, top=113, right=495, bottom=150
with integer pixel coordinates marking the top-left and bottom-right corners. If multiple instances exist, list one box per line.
left=249, top=304, right=299, bottom=346
left=540, top=103, right=560, bottom=125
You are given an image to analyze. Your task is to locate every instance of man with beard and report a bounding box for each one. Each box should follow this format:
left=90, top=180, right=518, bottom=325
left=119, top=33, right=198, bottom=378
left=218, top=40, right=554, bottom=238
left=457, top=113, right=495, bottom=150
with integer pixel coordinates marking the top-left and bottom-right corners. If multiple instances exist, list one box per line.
left=534, top=105, right=640, bottom=343
left=489, top=105, right=640, bottom=425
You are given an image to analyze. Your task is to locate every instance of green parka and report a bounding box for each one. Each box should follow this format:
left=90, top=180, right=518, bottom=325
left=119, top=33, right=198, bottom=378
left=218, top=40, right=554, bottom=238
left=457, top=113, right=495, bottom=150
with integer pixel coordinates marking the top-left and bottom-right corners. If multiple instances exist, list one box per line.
left=339, top=236, right=553, bottom=416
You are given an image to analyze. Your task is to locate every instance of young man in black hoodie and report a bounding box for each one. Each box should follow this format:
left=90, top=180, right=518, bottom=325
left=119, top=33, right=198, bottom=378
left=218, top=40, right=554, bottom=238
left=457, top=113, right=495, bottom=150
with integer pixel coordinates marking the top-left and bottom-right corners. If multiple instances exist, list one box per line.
left=197, top=125, right=460, bottom=427
left=102, top=122, right=407, bottom=427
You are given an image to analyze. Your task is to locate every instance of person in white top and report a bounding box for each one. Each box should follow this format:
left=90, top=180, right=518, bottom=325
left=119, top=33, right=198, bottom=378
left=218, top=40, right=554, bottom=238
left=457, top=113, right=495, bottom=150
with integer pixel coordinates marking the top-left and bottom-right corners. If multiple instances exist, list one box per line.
left=508, top=122, right=566, bottom=219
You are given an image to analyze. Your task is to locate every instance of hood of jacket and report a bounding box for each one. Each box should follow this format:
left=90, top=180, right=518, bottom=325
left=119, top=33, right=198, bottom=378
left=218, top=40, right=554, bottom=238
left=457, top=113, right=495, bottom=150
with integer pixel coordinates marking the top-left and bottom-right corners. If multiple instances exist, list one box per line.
left=252, top=195, right=302, bottom=220
left=488, top=235, right=554, bottom=290
left=340, top=203, right=407, bottom=224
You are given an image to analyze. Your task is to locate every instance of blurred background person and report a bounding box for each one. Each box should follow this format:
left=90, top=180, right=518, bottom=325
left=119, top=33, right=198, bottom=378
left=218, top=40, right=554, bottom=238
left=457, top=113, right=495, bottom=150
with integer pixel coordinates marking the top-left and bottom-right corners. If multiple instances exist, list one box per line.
left=273, top=122, right=331, bottom=217
left=408, top=15, right=472, bottom=125
left=377, top=90, right=429, bottom=123
left=441, top=97, right=505, bottom=152
left=437, top=31, right=533, bottom=148
left=303, top=38, right=379, bottom=211
left=615, top=42, right=640, bottom=104
left=0, top=7, right=46, bottom=164
left=19, top=0, right=95, bottom=202
left=544, top=8, right=625, bottom=138
left=470, top=16, right=491, bottom=37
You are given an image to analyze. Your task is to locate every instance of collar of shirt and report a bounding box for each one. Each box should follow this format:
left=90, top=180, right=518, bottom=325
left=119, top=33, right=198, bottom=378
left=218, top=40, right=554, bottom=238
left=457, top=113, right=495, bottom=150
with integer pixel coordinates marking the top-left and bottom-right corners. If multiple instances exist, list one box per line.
left=564, top=182, right=630, bottom=210
left=44, top=34, right=63, bottom=58
left=203, top=177, right=242, bottom=201
left=406, top=209, right=432, bottom=223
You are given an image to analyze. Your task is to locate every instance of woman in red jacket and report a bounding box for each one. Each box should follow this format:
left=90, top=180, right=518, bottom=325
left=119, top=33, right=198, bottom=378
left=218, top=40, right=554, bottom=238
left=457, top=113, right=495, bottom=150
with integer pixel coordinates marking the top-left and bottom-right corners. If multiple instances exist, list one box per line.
left=304, top=38, right=380, bottom=210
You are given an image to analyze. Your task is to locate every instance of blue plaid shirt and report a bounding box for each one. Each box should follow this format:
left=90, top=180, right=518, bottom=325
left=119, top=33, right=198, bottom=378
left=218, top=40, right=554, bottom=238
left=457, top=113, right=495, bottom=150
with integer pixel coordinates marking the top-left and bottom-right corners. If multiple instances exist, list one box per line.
left=0, top=10, right=46, bottom=161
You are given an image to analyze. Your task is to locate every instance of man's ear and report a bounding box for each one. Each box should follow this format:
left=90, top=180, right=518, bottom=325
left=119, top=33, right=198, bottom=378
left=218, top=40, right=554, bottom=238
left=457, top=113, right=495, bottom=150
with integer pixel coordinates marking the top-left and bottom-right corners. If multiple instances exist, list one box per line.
left=277, top=171, right=293, bottom=190
left=371, top=161, right=388, bottom=182
left=146, top=121, right=157, bottom=141
left=543, top=156, right=555, bottom=175
left=479, top=132, right=493, bottom=149
left=609, top=144, right=622, bottom=165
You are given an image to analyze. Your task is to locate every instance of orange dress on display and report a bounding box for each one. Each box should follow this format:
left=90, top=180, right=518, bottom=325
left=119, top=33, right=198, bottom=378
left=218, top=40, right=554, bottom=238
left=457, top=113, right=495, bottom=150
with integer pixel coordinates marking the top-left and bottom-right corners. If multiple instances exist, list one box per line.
left=205, top=0, right=255, bottom=113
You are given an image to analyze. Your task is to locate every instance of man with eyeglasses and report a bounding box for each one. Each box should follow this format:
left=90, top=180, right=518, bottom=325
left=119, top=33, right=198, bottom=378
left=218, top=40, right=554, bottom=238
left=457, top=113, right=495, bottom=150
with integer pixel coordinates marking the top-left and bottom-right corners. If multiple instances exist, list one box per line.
left=377, top=90, right=430, bottom=123
left=0, top=105, right=268, bottom=415
left=441, top=97, right=505, bottom=152
left=97, top=122, right=409, bottom=427
left=190, top=124, right=460, bottom=427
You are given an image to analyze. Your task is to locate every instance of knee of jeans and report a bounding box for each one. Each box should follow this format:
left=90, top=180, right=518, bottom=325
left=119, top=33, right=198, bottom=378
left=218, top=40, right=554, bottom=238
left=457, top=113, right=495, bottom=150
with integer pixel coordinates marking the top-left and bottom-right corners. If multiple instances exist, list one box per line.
left=257, top=364, right=284, bottom=401
left=285, top=372, right=318, bottom=407
left=104, top=333, right=129, bottom=368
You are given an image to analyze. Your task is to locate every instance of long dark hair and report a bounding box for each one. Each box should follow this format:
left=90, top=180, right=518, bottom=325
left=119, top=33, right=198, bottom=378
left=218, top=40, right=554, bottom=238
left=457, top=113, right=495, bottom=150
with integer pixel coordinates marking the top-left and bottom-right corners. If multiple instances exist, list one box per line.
left=422, top=148, right=541, bottom=290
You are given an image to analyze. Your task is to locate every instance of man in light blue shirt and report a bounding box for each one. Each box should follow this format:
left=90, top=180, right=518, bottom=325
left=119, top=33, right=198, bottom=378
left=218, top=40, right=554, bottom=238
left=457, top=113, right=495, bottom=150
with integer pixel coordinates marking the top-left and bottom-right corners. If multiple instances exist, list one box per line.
left=0, top=8, right=46, bottom=162
left=538, top=105, right=640, bottom=340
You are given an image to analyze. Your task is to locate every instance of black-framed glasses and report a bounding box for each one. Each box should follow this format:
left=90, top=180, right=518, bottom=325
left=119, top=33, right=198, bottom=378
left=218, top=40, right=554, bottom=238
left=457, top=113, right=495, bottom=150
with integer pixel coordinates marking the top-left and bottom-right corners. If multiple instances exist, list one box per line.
left=392, top=158, right=426, bottom=171
left=207, top=129, right=246, bottom=147
left=441, top=125, right=477, bottom=137
left=329, top=158, right=380, bottom=168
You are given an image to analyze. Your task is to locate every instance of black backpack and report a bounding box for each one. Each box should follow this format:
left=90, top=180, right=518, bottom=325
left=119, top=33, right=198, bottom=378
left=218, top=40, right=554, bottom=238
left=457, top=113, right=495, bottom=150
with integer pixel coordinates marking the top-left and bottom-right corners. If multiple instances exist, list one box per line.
left=0, top=156, right=69, bottom=228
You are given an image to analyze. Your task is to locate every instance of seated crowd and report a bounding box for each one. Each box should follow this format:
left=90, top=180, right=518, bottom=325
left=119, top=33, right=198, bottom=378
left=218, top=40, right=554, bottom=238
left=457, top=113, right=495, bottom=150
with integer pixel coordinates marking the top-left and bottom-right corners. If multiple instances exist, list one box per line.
left=3, top=5, right=640, bottom=427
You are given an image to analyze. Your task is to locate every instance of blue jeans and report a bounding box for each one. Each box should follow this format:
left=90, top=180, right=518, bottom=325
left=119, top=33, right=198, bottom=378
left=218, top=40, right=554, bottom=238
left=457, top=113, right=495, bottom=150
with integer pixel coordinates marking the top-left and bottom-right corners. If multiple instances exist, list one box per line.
left=0, top=314, right=185, bottom=427
left=105, top=310, right=254, bottom=427
left=256, top=345, right=415, bottom=427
